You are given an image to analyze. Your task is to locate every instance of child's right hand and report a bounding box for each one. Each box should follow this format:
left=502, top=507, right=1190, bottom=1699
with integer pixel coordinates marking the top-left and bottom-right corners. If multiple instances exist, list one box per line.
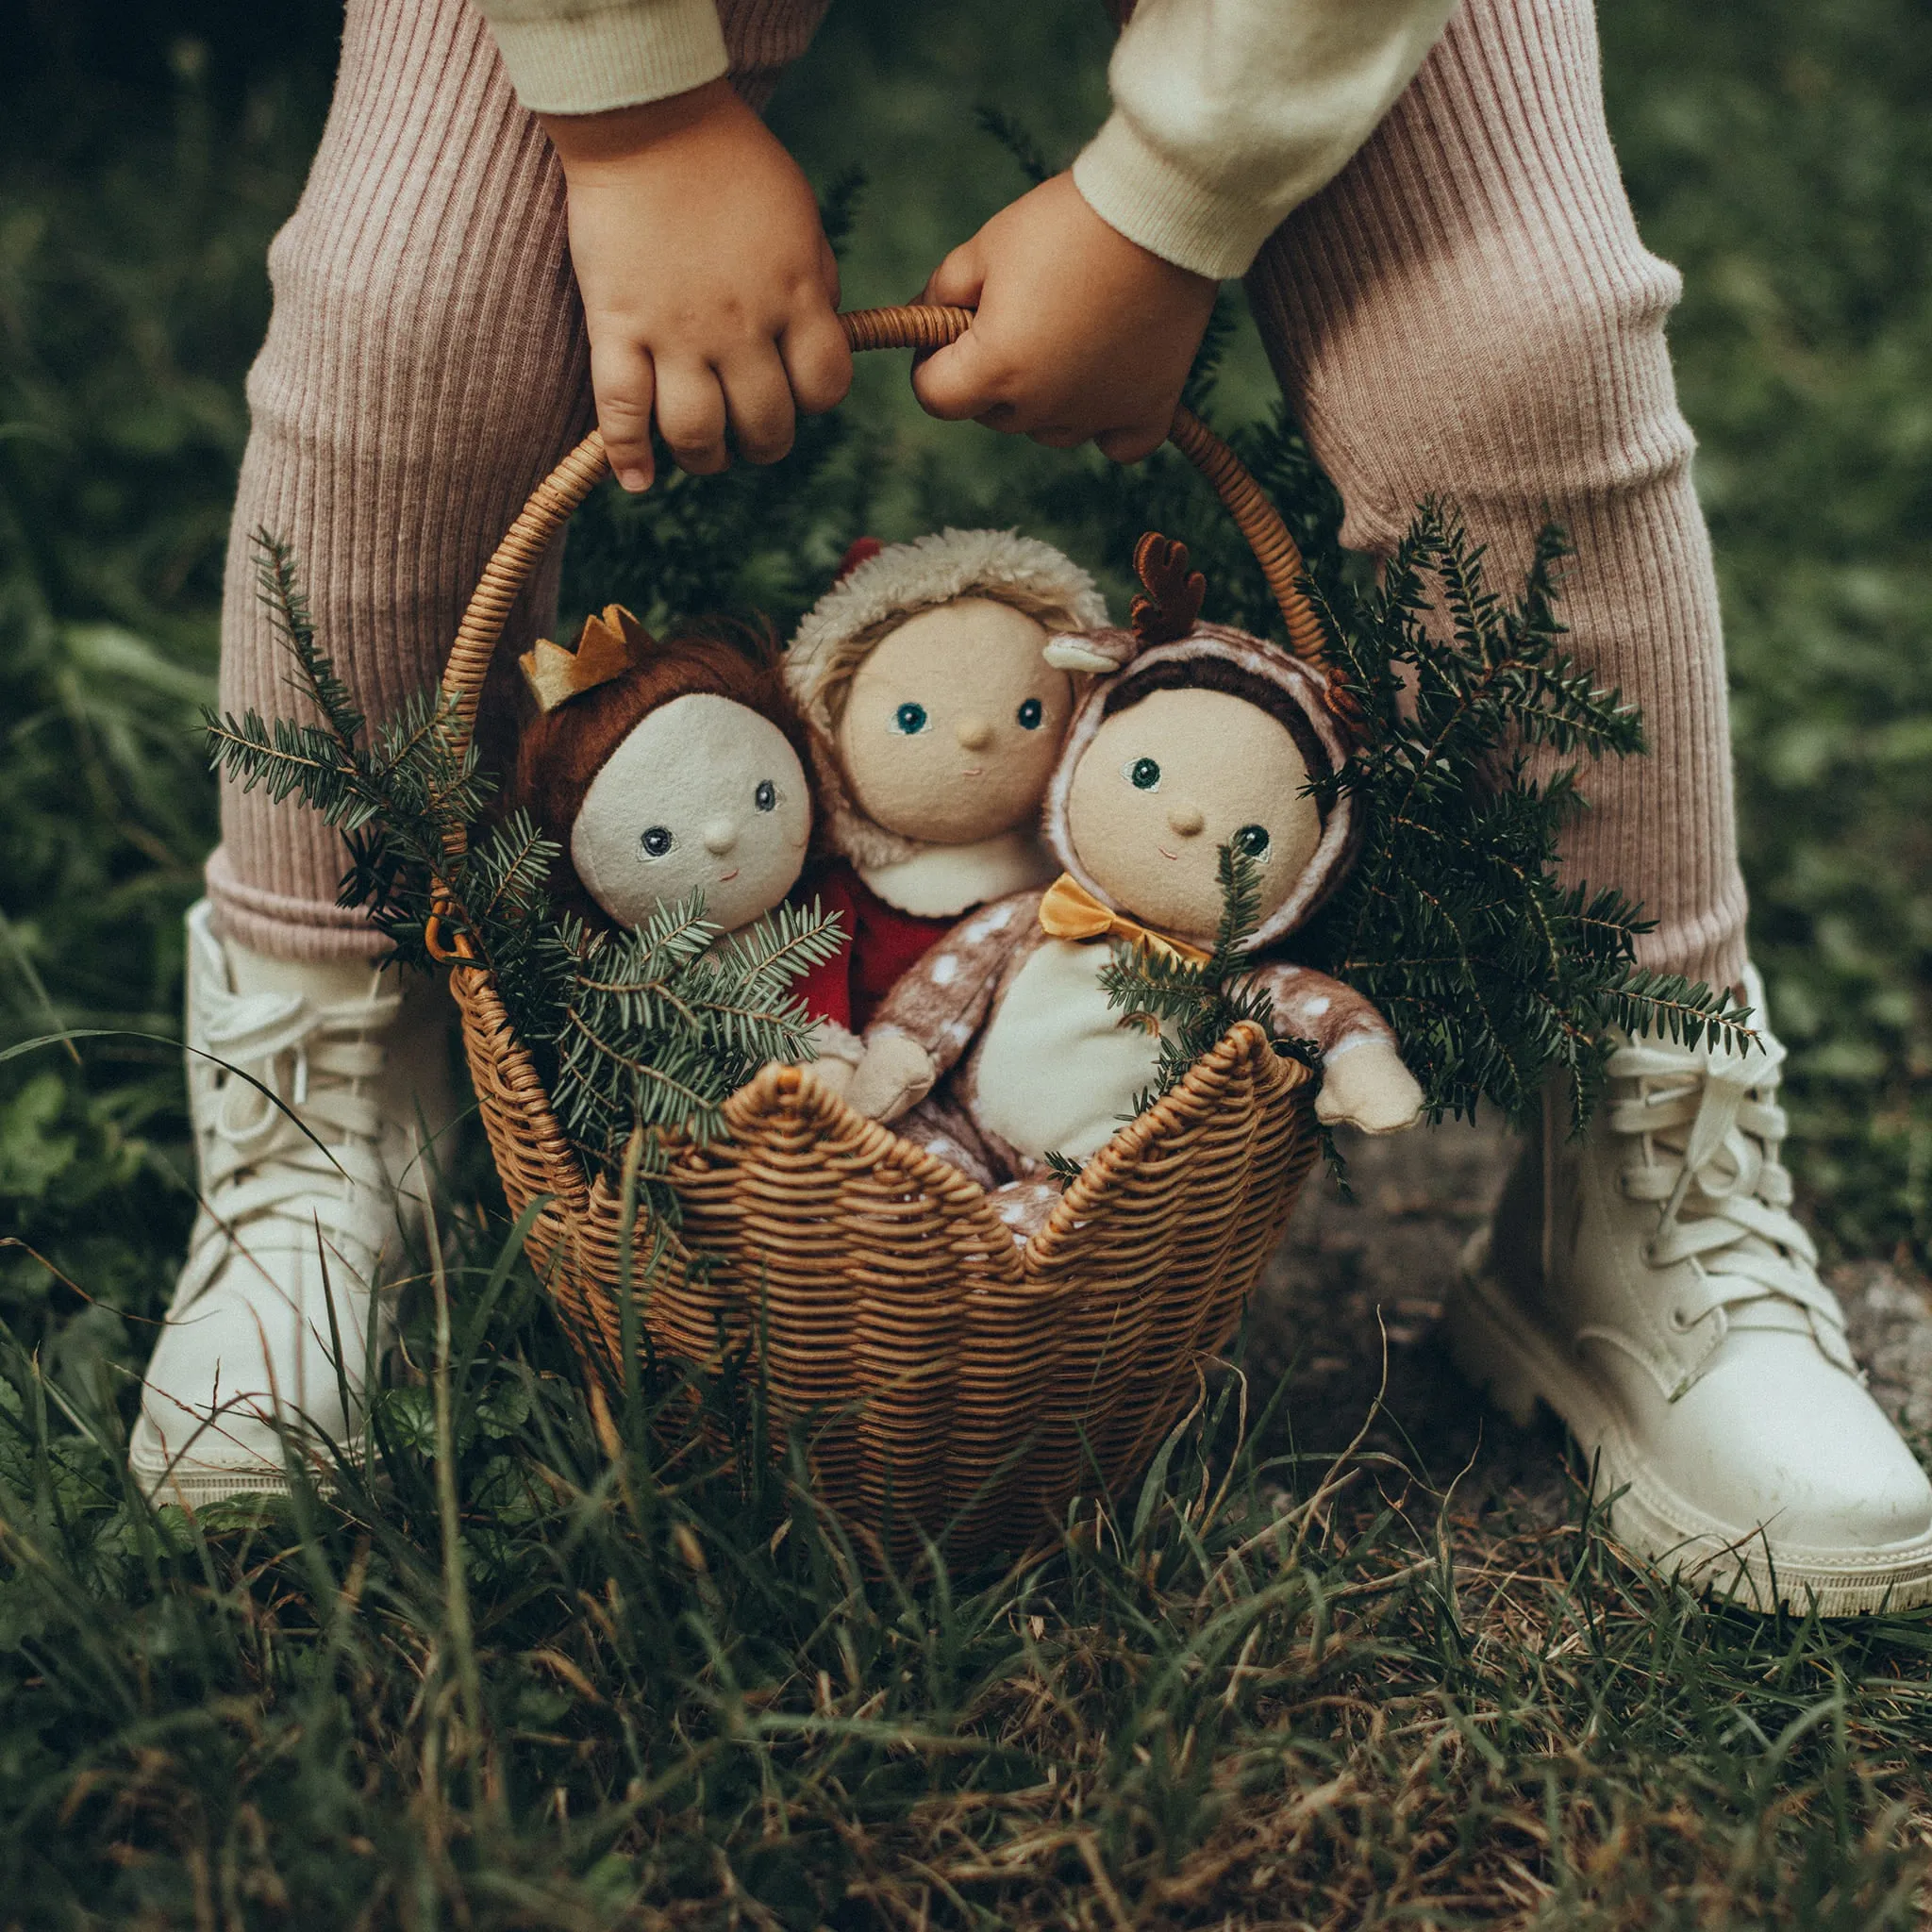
left=539, top=81, right=852, bottom=493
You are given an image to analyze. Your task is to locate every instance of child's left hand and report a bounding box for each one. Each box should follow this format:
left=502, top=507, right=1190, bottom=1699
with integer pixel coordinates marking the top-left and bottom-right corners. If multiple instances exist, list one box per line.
left=911, top=174, right=1218, bottom=462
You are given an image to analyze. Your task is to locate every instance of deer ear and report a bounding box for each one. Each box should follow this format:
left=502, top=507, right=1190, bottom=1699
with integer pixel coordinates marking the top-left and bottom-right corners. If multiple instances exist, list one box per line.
left=1043, top=628, right=1136, bottom=675
left=1129, top=533, right=1207, bottom=646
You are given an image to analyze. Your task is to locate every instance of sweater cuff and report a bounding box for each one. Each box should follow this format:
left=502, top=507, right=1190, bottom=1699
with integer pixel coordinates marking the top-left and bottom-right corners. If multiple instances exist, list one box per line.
left=1073, top=110, right=1286, bottom=283
left=477, top=0, right=728, bottom=116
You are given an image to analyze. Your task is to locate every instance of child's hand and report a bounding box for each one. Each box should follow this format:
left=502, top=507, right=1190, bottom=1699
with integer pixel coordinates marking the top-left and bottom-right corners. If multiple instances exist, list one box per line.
left=539, top=81, right=852, bottom=492
left=911, top=173, right=1218, bottom=461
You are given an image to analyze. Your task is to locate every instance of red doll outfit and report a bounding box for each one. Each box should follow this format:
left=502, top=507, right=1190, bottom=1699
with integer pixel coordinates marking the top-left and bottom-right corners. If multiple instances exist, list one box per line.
left=791, top=858, right=951, bottom=1035
left=780, top=525, right=1109, bottom=1028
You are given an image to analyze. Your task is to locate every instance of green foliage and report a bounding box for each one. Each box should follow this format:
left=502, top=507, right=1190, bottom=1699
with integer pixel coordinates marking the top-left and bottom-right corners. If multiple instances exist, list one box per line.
left=1102, top=843, right=1306, bottom=1108
left=1067, top=499, right=1743, bottom=1141
left=1300, top=504, right=1750, bottom=1127
left=206, top=538, right=839, bottom=1191
left=1047, top=844, right=1298, bottom=1187
left=547, top=896, right=841, bottom=1174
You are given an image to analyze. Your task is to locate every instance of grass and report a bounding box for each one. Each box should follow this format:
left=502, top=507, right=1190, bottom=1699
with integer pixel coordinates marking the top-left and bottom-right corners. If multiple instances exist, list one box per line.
left=8, top=1208, right=1932, bottom=1927
left=3, top=0, right=1932, bottom=1922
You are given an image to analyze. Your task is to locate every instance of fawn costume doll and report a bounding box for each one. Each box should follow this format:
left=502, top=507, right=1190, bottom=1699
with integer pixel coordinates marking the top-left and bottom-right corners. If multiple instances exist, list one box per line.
left=852, top=540, right=1423, bottom=1238
left=512, top=605, right=864, bottom=1092
left=783, top=530, right=1108, bottom=1061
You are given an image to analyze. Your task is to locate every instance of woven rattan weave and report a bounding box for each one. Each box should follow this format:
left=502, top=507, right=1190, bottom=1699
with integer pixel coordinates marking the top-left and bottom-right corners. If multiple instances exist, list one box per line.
left=439, top=307, right=1326, bottom=1564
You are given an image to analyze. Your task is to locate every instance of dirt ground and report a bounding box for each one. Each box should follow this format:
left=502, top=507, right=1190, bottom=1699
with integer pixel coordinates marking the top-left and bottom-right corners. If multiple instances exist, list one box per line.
left=1249, top=1117, right=1932, bottom=1522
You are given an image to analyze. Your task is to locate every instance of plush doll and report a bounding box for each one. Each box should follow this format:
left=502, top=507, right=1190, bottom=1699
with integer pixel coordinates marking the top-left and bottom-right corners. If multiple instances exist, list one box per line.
left=511, top=605, right=864, bottom=1093
left=849, top=537, right=1424, bottom=1237
left=782, top=530, right=1108, bottom=1098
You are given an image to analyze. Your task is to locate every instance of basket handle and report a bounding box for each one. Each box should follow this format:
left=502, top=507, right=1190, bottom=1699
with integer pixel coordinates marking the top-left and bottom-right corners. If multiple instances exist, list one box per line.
left=435, top=303, right=1326, bottom=811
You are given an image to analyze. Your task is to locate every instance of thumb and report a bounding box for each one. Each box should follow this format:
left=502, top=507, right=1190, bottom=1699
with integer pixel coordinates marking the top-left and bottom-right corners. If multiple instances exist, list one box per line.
left=910, top=325, right=1011, bottom=423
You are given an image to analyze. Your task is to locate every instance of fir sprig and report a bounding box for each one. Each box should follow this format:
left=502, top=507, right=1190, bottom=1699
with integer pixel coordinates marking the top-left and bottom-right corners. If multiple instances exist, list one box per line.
left=1099, top=844, right=1291, bottom=1117
left=1298, top=501, right=1751, bottom=1127
left=547, top=899, right=841, bottom=1173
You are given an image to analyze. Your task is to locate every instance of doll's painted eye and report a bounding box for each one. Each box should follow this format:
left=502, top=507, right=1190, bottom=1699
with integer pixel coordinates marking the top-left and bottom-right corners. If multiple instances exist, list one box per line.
left=641, top=826, right=674, bottom=858
left=1126, top=757, right=1161, bottom=791
left=892, top=702, right=930, bottom=736
left=754, top=779, right=776, bottom=813
left=1016, top=696, right=1044, bottom=730
left=1233, top=824, right=1272, bottom=859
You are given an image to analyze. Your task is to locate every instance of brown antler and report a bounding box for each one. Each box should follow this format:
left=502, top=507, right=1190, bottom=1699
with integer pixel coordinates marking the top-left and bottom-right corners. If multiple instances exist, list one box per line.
left=1129, top=533, right=1207, bottom=646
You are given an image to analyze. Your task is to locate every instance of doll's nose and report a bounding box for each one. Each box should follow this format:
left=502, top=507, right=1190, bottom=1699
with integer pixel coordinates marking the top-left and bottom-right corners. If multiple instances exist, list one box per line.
left=702, top=818, right=740, bottom=856
left=1167, top=802, right=1206, bottom=838
left=955, top=715, right=993, bottom=751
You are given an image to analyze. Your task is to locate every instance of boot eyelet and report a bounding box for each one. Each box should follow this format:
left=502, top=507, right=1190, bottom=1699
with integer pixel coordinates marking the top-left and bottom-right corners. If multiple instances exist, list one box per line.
left=1669, top=1303, right=1693, bottom=1331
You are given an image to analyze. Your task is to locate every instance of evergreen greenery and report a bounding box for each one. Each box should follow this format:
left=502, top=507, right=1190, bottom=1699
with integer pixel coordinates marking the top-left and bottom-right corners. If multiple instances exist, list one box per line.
left=206, top=537, right=840, bottom=1195
left=1098, top=844, right=1297, bottom=1117
left=1077, top=495, right=1746, bottom=1144
left=1298, top=504, right=1750, bottom=1127
left=1048, top=843, right=1321, bottom=1191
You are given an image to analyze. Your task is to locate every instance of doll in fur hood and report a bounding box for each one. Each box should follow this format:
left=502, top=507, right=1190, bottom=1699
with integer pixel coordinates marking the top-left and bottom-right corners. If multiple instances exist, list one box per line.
left=849, top=537, right=1424, bottom=1235
left=784, top=529, right=1108, bottom=1052
left=511, top=605, right=865, bottom=1092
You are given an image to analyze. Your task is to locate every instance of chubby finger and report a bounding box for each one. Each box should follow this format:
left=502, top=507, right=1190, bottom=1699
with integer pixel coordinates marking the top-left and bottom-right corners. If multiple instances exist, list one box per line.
left=590, top=336, right=658, bottom=491
left=654, top=360, right=730, bottom=475
left=781, top=306, right=853, bottom=418
left=720, top=348, right=797, bottom=467
left=1095, top=418, right=1171, bottom=465
left=918, top=238, right=986, bottom=311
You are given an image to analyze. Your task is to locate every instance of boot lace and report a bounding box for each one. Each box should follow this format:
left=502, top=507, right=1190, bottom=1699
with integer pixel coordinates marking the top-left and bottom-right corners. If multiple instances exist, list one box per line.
left=176, top=975, right=403, bottom=1314
left=1607, top=1029, right=1854, bottom=1373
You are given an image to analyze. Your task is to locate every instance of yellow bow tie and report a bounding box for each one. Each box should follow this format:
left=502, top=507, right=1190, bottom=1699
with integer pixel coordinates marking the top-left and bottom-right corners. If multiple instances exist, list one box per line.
left=1037, top=874, right=1212, bottom=968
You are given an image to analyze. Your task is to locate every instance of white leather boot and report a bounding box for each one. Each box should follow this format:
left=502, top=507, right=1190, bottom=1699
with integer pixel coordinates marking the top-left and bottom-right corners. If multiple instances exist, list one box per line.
left=1444, top=973, right=1932, bottom=1614
left=129, top=901, right=458, bottom=1504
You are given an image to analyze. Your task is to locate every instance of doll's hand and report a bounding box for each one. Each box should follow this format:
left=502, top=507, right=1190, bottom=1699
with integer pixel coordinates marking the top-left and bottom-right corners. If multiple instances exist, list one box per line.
left=911, top=173, right=1218, bottom=461
left=790, top=1021, right=862, bottom=1104
left=539, top=81, right=852, bottom=492
left=1316, top=1040, right=1424, bottom=1136
left=848, top=1029, right=938, bottom=1124
left=802, top=1056, right=857, bottom=1104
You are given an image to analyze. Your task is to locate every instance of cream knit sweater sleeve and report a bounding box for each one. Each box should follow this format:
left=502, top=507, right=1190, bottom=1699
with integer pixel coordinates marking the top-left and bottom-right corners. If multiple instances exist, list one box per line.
left=1075, top=0, right=1459, bottom=279
left=469, top=0, right=729, bottom=115
left=474, top=0, right=1456, bottom=280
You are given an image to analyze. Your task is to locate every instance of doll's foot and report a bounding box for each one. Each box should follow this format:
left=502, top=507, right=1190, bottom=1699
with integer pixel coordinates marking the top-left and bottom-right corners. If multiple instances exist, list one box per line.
left=1443, top=970, right=1932, bottom=1615
left=129, top=903, right=457, bottom=1506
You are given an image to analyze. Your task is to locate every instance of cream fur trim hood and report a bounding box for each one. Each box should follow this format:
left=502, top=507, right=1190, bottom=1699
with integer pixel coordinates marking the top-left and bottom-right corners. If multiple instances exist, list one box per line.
left=786, top=528, right=1109, bottom=875
left=1041, top=623, right=1360, bottom=952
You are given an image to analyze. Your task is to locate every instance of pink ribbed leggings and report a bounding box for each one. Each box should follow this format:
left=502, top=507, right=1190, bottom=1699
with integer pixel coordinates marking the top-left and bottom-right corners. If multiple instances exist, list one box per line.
left=208, top=0, right=1748, bottom=991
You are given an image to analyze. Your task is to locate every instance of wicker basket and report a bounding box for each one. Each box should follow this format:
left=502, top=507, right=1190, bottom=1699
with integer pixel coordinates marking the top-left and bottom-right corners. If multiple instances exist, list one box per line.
left=436, top=307, right=1329, bottom=1564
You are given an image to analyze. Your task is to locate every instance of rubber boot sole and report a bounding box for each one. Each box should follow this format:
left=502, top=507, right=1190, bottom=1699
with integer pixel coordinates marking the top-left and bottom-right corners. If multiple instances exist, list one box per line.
left=1443, top=1228, right=1932, bottom=1617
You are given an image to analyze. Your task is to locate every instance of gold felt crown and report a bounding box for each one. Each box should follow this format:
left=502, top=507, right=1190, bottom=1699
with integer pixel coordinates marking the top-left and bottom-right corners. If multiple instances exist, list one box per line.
left=519, top=605, right=648, bottom=713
